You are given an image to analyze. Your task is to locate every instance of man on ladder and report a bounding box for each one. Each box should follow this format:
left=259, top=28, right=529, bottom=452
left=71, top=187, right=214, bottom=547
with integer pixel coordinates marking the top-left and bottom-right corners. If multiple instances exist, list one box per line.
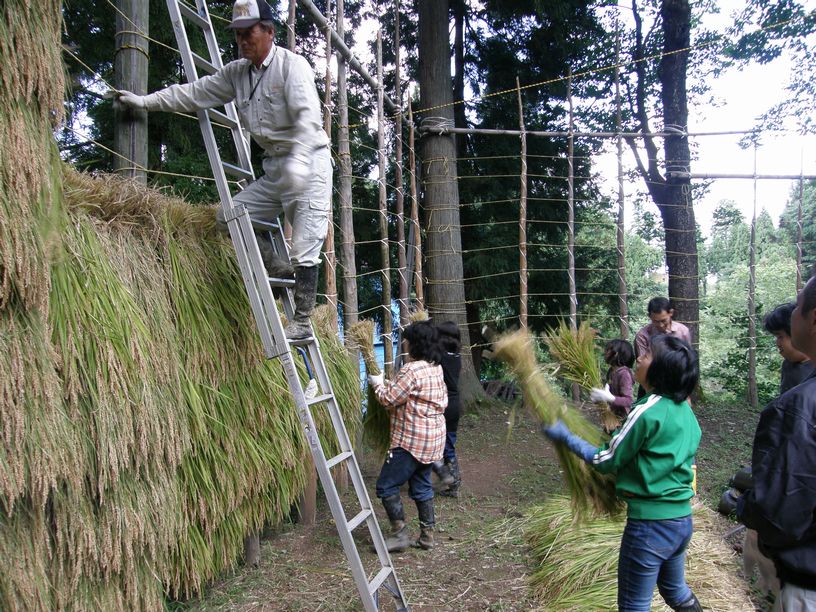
left=117, top=0, right=330, bottom=340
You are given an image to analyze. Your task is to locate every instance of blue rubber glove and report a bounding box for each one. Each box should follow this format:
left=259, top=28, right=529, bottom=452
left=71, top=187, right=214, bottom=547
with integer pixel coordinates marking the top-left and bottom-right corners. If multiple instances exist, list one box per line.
left=542, top=419, right=597, bottom=464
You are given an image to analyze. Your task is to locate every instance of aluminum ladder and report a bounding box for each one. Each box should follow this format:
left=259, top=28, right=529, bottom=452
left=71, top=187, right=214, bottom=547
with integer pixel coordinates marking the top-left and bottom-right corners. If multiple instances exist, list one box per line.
left=163, top=1, right=409, bottom=609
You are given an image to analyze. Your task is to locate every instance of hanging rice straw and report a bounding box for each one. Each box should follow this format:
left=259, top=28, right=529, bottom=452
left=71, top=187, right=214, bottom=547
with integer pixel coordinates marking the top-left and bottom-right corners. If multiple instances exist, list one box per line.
left=492, top=329, right=621, bottom=518
left=544, top=319, right=620, bottom=432
left=526, top=496, right=754, bottom=610
left=346, top=320, right=390, bottom=455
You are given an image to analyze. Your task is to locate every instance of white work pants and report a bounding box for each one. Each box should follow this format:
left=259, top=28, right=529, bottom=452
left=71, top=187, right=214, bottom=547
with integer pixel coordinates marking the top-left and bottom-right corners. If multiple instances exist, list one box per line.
left=217, top=146, right=332, bottom=267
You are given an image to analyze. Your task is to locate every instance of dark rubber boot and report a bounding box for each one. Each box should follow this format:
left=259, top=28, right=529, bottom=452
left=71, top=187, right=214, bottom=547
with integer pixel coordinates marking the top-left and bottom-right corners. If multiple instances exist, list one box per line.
left=414, top=499, right=435, bottom=550
left=255, top=232, right=294, bottom=279
left=284, top=266, right=318, bottom=340
left=432, top=460, right=455, bottom=487
left=672, top=594, right=703, bottom=612
left=381, top=494, right=409, bottom=553
left=438, top=457, right=461, bottom=498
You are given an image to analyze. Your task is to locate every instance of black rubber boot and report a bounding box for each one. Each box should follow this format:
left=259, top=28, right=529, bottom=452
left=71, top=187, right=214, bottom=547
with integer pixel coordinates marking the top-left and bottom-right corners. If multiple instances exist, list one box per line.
left=381, top=494, right=409, bottom=553
left=438, top=457, right=461, bottom=498
left=431, top=460, right=455, bottom=487
left=414, top=499, right=435, bottom=550
left=284, top=265, right=318, bottom=340
left=255, top=232, right=294, bottom=279
left=672, top=593, right=703, bottom=612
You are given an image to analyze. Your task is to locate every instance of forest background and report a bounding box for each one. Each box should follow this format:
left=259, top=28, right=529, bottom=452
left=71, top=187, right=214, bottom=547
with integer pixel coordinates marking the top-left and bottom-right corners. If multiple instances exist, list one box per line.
left=60, top=0, right=816, bottom=407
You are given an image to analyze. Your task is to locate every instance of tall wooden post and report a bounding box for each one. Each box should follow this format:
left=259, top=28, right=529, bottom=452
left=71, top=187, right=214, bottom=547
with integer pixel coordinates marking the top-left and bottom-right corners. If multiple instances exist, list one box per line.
left=567, top=71, right=579, bottom=402
left=394, top=2, right=408, bottom=328
left=747, top=146, right=758, bottom=409
left=377, top=31, right=394, bottom=377
left=321, top=2, right=337, bottom=314
left=615, top=21, right=629, bottom=339
left=517, top=78, right=528, bottom=330
left=797, top=174, right=804, bottom=290
left=114, top=0, right=148, bottom=183
left=336, top=0, right=358, bottom=332
left=408, top=103, right=424, bottom=309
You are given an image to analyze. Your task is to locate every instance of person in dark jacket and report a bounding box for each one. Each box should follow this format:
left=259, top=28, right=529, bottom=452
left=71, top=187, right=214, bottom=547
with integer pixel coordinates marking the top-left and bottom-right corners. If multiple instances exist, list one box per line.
left=762, top=301, right=815, bottom=393
left=739, top=275, right=816, bottom=611
left=430, top=321, right=463, bottom=497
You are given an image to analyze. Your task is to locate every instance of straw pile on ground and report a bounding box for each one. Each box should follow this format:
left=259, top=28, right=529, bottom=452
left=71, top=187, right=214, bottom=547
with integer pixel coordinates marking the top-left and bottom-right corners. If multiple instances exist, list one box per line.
left=492, top=329, right=622, bottom=518
left=544, top=320, right=620, bottom=431
left=0, top=168, right=361, bottom=610
left=527, top=495, right=754, bottom=610
left=347, top=319, right=390, bottom=455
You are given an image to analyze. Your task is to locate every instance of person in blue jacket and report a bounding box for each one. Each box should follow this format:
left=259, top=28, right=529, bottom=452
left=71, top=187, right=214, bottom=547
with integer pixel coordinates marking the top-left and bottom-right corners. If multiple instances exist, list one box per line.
left=544, top=334, right=702, bottom=612
left=738, top=276, right=816, bottom=611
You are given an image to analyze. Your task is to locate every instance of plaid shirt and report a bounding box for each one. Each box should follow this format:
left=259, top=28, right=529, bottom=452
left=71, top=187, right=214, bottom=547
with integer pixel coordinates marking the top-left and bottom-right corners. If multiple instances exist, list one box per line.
left=374, top=360, right=447, bottom=464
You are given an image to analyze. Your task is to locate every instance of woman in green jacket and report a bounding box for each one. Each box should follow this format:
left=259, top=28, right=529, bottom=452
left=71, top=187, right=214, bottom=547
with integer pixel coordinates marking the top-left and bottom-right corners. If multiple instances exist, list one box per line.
left=544, top=334, right=702, bottom=612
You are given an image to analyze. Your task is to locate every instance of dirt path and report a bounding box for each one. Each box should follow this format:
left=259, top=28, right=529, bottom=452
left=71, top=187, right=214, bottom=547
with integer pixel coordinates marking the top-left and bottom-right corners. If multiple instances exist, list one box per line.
left=180, top=399, right=756, bottom=611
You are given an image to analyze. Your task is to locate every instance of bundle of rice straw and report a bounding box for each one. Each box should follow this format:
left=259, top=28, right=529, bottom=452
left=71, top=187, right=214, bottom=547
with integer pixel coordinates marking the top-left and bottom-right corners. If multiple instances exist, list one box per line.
left=544, top=319, right=620, bottom=432
left=527, top=496, right=754, bottom=610
left=346, top=320, right=390, bottom=455
left=492, top=329, right=622, bottom=518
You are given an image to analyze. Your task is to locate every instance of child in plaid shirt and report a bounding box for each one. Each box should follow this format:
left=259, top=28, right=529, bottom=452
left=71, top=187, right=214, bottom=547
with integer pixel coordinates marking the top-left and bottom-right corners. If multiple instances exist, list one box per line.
left=369, top=320, right=447, bottom=552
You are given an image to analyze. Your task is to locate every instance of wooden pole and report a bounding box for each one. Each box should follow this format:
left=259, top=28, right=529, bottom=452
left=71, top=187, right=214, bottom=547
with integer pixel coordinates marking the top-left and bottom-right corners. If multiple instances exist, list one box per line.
left=377, top=31, right=394, bottom=378
left=797, top=172, right=804, bottom=291
left=296, top=0, right=398, bottom=113
left=567, top=70, right=579, bottom=403
left=335, top=0, right=358, bottom=332
left=394, top=1, right=408, bottom=328
left=321, top=2, right=337, bottom=315
left=517, top=78, right=528, bottom=330
left=747, top=145, right=758, bottom=410
left=615, top=20, right=629, bottom=339
left=408, top=102, right=424, bottom=309
left=284, top=1, right=297, bottom=242
left=113, top=0, right=148, bottom=183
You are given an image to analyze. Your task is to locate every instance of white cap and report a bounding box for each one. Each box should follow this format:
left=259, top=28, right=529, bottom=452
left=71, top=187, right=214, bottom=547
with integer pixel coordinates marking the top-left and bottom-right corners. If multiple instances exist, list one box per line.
left=226, top=0, right=276, bottom=30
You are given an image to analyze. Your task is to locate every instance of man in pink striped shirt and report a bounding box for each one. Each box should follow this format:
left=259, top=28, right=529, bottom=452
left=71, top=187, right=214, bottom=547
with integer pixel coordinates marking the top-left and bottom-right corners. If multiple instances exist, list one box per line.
left=634, top=297, right=692, bottom=400
left=369, top=321, right=447, bottom=552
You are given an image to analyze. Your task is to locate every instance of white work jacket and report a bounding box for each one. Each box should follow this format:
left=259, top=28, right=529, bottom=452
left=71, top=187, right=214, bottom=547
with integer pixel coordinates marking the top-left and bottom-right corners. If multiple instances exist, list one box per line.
left=143, top=45, right=329, bottom=161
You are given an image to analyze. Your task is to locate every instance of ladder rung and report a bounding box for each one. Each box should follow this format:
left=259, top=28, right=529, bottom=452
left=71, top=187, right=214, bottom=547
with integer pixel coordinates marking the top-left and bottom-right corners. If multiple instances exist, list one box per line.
left=307, top=393, right=333, bottom=406
left=207, top=108, right=239, bottom=129
left=326, top=450, right=353, bottom=470
left=192, top=51, right=217, bottom=75
left=287, top=335, right=314, bottom=347
left=346, top=508, right=372, bottom=532
left=222, top=160, right=254, bottom=181
left=268, top=277, right=295, bottom=288
left=368, top=566, right=393, bottom=596
left=177, top=1, right=211, bottom=30
left=252, top=219, right=282, bottom=232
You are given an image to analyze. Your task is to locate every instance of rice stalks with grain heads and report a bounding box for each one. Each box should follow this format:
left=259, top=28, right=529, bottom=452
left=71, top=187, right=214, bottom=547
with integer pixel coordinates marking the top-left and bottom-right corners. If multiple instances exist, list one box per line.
left=347, top=320, right=390, bottom=455
left=491, top=329, right=621, bottom=518
left=544, top=320, right=620, bottom=432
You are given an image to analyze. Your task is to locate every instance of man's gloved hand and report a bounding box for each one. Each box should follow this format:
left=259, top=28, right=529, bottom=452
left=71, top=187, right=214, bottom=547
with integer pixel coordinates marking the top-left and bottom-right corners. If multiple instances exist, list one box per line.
left=282, top=152, right=311, bottom=193
left=541, top=419, right=597, bottom=464
left=589, top=384, right=615, bottom=404
left=115, top=90, right=147, bottom=110
left=368, top=373, right=384, bottom=388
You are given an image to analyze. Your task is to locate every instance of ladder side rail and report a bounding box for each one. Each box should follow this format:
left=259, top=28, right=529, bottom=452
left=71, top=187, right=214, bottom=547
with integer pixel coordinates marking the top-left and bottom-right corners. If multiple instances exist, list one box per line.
left=277, top=352, right=380, bottom=612
left=192, top=0, right=254, bottom=174
left=167, top=0, right=284, bottom=357
left=303, top=340, right=408, bottom=601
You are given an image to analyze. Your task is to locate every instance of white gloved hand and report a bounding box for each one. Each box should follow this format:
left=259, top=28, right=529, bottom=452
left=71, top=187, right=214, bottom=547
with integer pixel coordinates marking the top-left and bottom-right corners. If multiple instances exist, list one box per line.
left=368, top=373, right=384, bottom=388
left=282, top=152, right=311, bottom=193
left=116, top=90, right=147, bottom=110
left=589, top=384, right=615, bottom=404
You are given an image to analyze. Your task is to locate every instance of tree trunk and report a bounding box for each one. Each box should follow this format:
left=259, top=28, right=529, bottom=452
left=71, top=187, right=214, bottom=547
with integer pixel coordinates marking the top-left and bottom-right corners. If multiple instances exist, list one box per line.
left=417, top=0, right=481, bottom=401
left=659, top=0, right=699, bottom=346
left=629, top=0, right=699, bottom=347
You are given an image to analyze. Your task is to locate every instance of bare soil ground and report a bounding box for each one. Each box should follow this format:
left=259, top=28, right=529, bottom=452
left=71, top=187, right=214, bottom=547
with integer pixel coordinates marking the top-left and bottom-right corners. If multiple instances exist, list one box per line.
left=176, top=397, right=758, bottom=611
